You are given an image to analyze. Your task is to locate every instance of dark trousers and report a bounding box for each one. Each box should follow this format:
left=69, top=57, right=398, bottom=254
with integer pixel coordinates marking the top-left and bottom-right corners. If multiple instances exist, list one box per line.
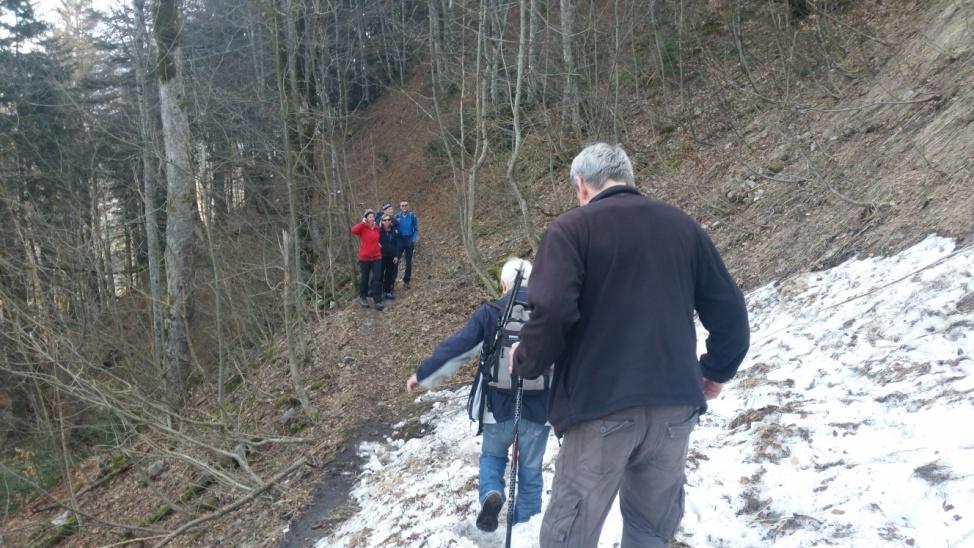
left=399, top=238, right=415, bottom=283
left=358, top=260, right=382, bottom=302
left=381, top=256, right=398, bottom=293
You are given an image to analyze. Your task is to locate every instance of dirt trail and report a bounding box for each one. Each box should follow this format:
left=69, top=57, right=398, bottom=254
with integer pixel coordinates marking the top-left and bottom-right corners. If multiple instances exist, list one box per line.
left=278, top=220, right=479, bottom=546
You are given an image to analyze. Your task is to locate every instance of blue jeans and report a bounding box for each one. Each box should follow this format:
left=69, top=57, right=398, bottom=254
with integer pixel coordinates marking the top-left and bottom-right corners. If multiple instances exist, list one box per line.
left=480, top=418, right=550, bottom=524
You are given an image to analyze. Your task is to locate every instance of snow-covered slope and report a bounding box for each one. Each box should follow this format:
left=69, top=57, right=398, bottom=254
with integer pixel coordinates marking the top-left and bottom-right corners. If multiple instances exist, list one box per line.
left=317, top=235, right=974, bottom=547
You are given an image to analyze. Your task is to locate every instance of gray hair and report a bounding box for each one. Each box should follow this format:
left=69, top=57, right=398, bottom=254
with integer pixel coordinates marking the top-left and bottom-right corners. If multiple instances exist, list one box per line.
left=500, top=257, right=532, bottom=289
left=570, top=143, right=635, bottom=189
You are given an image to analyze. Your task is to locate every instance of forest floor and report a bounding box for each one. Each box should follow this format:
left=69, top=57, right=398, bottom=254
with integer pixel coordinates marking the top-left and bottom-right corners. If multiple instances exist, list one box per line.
left=1, top=0, right=972, bottom=546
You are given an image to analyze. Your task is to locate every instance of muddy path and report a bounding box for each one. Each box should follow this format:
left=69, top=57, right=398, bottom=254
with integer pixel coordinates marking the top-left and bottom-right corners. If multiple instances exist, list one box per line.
left=277, top=421, right=390, bottom=548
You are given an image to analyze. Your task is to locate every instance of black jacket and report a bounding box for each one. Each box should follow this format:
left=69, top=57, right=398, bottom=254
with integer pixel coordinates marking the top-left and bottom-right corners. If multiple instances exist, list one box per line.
left=378, top=226, right=401, bottom=257
left=513, top=185, right=749, bottom=435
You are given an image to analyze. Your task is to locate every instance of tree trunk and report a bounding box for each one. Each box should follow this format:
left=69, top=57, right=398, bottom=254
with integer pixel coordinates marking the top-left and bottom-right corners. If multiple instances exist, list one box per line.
left=507, top=0, right=537, bottom=253
left=428, top=0, right=495, bottom=295
left=463, top=0, right=497, bottom=294
left=559, top=0, right=580, bottom=134
left=268, top=0, right=315, bottom=418
left=486, top=0, right=508, bottom=109
left=153, top=0, right=197, bottom=417
left=132, top=0, right=163, bottom=371
left=428, top=0, right=446, bottom=92
left=210, top=138, right=230, bottom=226
left=526, top=0, right=541, bottom=102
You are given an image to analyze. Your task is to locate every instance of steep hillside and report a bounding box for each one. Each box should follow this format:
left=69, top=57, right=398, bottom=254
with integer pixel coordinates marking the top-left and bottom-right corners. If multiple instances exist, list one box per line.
left=346, top=0, right=973, bottom=293
left=677, top=0, right=973, bottom=287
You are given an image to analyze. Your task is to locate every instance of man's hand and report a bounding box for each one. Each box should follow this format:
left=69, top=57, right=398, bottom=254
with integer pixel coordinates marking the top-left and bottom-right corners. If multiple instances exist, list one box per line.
left=393, top=257, right=398, bottom=264
left=406, top=374, right=421, bottom=394
left=509, top=341, right=520, bottom=374
left=702, top=378, right=723, bottom=400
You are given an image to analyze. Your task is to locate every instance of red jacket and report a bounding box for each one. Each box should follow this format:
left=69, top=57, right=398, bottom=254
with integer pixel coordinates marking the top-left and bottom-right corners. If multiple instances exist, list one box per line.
left=351, top=221, right=381, bottom=261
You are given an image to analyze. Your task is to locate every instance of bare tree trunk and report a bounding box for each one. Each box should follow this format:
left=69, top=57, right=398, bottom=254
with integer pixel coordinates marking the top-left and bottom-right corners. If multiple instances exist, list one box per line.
left=399, top=0, right=408, bottom=83
left=507, top=0, right=537, bottom=253
left=649, top=0, right=668, bottom=85
left=486, top=0, right=509, bottom=109
left=88, top=178, right=109, bottom=310
left=463, top=0, right=496, bottom=293
left=280, top=231, right=314, bottom=418
left=733, top=0, right=760, bottom=94
left=132, top=1, right=164, bottom=374
left=269, top=0, right=315, bottom=418
left=428, top=0, right=495, bottom=295
left=560, top=0, right=580, bottom=134
left=612, top=0, right=621, bottom=141
left=428, top=0, right=445, bottom=92
left=210, top=138, right=230, bottom=226
left=526, top=0, right=541, bottom=102
left=153, top=0, right=197, bottom=417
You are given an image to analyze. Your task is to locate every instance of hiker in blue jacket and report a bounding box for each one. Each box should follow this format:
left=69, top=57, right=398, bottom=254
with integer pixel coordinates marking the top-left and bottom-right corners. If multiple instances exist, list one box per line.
left=394, top=200, right=419, bottom=288
left=406, top=258, right=550, bottom=532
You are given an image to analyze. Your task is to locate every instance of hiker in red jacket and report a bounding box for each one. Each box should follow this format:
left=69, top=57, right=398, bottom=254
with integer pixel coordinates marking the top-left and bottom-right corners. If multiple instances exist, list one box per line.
left=351, top=209, right=384, bottom=310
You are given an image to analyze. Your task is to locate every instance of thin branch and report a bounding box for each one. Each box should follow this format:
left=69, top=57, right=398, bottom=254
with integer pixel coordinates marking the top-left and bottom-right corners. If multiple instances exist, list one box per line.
left=152, top=456, right=309, bottom=547
left=0, top=462, right=165, bottom=536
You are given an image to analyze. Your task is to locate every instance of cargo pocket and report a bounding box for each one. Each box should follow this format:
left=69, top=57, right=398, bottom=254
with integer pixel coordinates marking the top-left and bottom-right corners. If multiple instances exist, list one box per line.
left=654, top=410, right=698, bottom=472
left=540, top=496, right=581, bottom=546
left=656, top=483, right=686, bottom=541
left=579, top=417, right=635, bottom=475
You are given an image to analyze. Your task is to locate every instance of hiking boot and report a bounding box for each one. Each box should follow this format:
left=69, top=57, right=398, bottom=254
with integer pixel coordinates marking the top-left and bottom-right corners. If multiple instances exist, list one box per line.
left=384, top=292, right=395, bottom=300
left=358, top=297, right=369, bottom=308
left=374, top=301, right=385, bottom=311
left=403, top=281, right=410, bottom=289
left=476, top=491, right=504, bottom=532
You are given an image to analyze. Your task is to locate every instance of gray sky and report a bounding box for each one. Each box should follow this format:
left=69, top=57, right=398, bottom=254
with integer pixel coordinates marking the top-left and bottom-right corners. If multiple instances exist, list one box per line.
left=32, top=0, right=120, bottom=25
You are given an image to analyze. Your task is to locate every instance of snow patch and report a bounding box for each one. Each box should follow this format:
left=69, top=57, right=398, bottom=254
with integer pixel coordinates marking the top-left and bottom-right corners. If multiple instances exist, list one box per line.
left=317, top=235, right=974, bottom=547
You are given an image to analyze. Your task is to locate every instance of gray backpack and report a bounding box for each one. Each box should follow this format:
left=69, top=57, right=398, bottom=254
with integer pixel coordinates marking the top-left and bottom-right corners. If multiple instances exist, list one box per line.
left=485, top=301, right=546, bottom=393
left=467, top=297, right=550, bottom=431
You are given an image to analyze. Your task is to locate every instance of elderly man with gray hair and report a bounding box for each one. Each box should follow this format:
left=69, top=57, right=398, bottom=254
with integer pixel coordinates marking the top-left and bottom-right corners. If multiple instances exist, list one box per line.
left=512, top=143, right=750, bottom=546
left=407, top=257, right=551, bottom=533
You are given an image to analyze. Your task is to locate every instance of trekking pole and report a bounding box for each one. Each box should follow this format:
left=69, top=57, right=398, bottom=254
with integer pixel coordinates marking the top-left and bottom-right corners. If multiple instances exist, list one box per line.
left=505, top=376, right=524, bottom=548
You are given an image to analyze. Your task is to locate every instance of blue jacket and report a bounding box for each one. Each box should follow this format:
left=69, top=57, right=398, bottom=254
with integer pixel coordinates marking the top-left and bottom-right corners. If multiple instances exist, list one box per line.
left=416, top=287, right=547, bottom=425
left=395, top=211, right=419, bottom=241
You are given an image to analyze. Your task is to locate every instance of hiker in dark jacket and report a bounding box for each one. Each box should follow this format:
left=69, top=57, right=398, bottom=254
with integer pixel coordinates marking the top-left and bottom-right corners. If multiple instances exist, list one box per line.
left=378, top=214, right=401, bottom=300
left=394, top=200, right=419, bottom=288
left=512, top=143, right=750, bottom=547
left=351, top=209, right=384, bottom=310
left=378, top=202, right=398, bottom=230
left=406, top=258, right=550, bottom=532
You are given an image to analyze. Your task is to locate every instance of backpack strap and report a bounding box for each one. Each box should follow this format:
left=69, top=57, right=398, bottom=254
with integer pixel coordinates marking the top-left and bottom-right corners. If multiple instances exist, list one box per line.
left=467, top=370, right=488, bottom=435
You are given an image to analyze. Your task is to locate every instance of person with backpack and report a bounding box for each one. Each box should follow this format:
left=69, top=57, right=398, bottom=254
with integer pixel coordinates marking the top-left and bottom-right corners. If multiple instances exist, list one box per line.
left=351, top=209, right=384, bottom=310
left=394, top=200, right=419, bottom=288
left=378, top=213, right=400, bottom=300
left=406, top=258, right=550, bottom=532
left=512, top=143, right=750, bottom=547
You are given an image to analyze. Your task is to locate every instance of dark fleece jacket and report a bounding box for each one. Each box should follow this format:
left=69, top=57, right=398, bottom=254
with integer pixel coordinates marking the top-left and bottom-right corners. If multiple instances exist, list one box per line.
left=513, top=185, right=749, bottom=435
